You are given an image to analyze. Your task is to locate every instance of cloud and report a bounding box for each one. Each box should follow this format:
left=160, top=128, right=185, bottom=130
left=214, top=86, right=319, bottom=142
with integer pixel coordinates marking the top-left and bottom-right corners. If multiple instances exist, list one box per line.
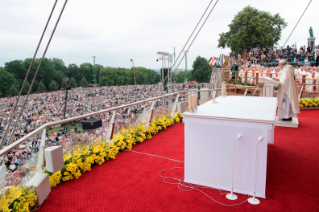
left=0, top=0, right=317, bottom=70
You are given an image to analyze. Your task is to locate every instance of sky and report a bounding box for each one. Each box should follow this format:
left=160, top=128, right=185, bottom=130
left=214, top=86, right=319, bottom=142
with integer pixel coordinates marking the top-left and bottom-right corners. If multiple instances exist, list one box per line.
left=0, top=0, right=317, bottom=70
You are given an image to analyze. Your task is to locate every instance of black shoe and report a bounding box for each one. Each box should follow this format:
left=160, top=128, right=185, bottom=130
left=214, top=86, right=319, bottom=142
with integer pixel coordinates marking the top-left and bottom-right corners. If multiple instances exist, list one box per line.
left=282, top=118, right=292, bottom=121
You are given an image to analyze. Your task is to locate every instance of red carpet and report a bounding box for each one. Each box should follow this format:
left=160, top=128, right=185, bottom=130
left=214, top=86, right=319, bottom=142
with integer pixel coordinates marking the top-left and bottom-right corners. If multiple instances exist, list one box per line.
left=38, top=111, right=319, bottom=212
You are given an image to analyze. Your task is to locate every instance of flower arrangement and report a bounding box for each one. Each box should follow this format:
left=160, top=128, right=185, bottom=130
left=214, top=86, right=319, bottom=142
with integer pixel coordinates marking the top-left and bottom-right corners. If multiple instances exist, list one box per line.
left=226, top=81, right=257, bottom=86
left=0, top=186, right=37, bottom=212
left=299, top=97, right=319, bottom=108
left=46, top=113, right=181, bottom=188
left=174, top=112, right=183, bottom=123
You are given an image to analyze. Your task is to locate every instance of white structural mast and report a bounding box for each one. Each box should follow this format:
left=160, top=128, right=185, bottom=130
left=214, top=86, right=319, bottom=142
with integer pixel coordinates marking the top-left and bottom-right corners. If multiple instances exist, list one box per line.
left=157, top=51, right=173, bottom=93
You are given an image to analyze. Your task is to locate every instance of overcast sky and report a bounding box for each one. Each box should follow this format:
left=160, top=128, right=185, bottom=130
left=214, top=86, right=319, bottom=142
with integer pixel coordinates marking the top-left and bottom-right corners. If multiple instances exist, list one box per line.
left=0, top=0, right=317, bottom=70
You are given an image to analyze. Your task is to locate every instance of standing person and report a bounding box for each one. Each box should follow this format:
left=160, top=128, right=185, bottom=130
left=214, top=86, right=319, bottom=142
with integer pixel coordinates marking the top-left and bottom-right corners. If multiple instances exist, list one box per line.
left=197, top=85, right=201, bottom=106
left=275, top=60, right=300, bottom=121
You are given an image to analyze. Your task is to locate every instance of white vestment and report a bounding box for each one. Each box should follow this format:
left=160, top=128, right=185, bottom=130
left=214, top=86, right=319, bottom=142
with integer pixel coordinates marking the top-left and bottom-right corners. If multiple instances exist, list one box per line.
left=306, top=72, right=313, bottom=92
left=277, top=65, right=300, bottom=119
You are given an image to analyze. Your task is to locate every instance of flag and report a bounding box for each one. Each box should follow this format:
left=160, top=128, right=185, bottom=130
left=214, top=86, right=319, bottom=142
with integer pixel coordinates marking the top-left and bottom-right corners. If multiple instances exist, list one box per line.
left=222, top=55, right=225, bottom=64
left=209, top=57, right=216, bottom=66
left=219, top=55, right=222, bottom=66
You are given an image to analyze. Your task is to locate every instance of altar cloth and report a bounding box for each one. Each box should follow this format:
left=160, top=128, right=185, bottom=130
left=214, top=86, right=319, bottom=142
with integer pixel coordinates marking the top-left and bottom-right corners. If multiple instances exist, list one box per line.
left=183, top=96, right=277, bottom=198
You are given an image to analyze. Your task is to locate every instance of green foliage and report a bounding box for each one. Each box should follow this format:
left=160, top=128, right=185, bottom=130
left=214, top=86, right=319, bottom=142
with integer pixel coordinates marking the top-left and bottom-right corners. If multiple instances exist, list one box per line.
left=23, top=81, right=31, bottom=94
left=49, top=81, right=58, bottom=91
left=172, top=70, right=194, bottom=83
left=218, top=6, right=287, bottom=53
left=61, top=78, right=67, bottom=89
left=67, top=64, right=80, bottom=82
left=0, top=67, right=18, bottom=96
left=38, top=81, right=46, bottom=91
left=79, top=63, right=94, bottom=84
left=70, top=78, right=77, bottom=88
left=99, top=67, right=160, bottom=86
left=9, top=85, right=18, bottom=96
left=304, top=94, right=315, bottom=98
left=191, top=56, right=211, bottom=82
left=80, top=77, right=88, bottom=87
left=2, top=57, right=160, bottom=96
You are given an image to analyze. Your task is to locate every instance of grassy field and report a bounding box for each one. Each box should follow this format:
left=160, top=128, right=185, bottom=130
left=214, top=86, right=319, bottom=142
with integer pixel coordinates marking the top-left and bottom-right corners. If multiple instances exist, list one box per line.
left=47, top=126, right=83, bottom=135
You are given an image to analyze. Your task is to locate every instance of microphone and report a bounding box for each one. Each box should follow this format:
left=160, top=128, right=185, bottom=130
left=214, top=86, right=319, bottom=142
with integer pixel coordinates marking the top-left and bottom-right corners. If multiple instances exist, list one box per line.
left=248, top=136, right=263, bottom=205
left=226, top=134, right=242, bottom=200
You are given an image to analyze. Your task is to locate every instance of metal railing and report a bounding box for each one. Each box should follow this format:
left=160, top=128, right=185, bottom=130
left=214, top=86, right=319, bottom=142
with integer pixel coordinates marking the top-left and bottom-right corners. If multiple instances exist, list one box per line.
left=1, top=87, right=273, bottom=188
left=0, top=86, right=268, bottom=158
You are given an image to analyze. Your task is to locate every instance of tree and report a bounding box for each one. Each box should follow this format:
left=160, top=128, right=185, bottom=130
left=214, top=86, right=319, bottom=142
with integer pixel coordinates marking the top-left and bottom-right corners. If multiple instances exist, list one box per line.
left=67, top=64, right=80, bottom=82
left=70, top=78, right=77, bottom=88
left=218, top=6, right=287, bottom=54
left=54, top=70, right=66, bottom=88
left=61, top=78, right=67, bottom=88
left=50, top=58, right=67, bottom=73
left=80, top=77, right=88, bottom=87
left=94, top=64, right=103, bottom=84
left=4, top=60, right=26, bottom=87
left=38, top=81, right=46, bottom=91
left=23, top=81, right=31, bottom=94
left=21, top=58, right=56, bottom=92
left=0, top=67, right=18, bottom=96
left=191, top=56, right=211, bottom=82
left=79, top=63, right=94, bottom=84
left=9, top=85, right=18, bottom=96
left=49, top=81, right=58, bottom=91
left=173, top=71, right=186, bottom=83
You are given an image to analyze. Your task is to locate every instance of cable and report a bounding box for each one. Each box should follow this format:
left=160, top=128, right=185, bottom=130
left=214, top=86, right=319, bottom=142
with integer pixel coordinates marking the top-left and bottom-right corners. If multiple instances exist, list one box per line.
left=170, top=0, right=215, bottom=72
left=173, top=0, right=219, bottom=75
left=283, top=0, right=312, bottom=47
left=6, top=0, right=69, bottom=146
left=126, top=149, right=250, bottom=207
left=0, top=0, right=59, bottom=150
left=165, top=0, right=219, bottom=86
left=125, top=150, right=183, bottom=163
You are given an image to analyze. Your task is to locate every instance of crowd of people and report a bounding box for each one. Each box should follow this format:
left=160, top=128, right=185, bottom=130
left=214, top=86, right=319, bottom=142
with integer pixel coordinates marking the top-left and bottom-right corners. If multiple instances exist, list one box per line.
left=2, top=44, right=318, bottom=186
left=224, top=44, right=319, bottom=68
left=227, top=64, right=319, bottom=93
left=1, top=82, right=202, bottom=184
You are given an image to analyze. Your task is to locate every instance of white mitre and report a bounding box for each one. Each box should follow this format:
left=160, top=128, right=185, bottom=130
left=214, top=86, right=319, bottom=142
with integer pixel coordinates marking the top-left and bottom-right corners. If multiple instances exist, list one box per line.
left=277, top=63, right=300, bottom=114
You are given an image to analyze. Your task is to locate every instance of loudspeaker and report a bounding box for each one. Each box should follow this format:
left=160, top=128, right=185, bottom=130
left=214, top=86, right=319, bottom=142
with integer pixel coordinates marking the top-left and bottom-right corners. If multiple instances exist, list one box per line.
left=161, top=68, right=171, bottom=92
left=45, top=146, right=64, bottom=173
left=25, top=173, right=51, bottom=206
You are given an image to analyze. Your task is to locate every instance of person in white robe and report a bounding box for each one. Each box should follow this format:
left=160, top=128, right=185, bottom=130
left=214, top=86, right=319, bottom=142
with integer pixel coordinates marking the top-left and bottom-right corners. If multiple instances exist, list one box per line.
left=276, top=60, right=300, bottom=121
left=305, top=68, right=314, bottom=93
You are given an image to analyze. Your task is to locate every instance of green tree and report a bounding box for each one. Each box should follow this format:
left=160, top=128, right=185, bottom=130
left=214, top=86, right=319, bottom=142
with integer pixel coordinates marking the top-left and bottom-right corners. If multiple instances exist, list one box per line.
left=49, top=81, right=58, bottom=91
left=54, top=70, right=66, bottom=88
left=21, top=58, right=56, bottom=91
left=191, top=56, right=211, bottom=82
left=79, top=63, right=94, bottom=84
left=23, top=81, right=31, bottom=94
left=9, top=85, right=18, bottom=96
left=67, top=64, right=80, bottom=82
left=38, top=81, right=46, bottom=91
left=4, top=60, right=26, bottom=87
left=0, top=67, right=18, bottom=96
left=218, top=6, right=287, bottom=54
left=61, top=78, right=67, bottom=88
left=173, top=71, right=186, bottom=83
left=94, top=64, right=103, bottom=84
left=50, top=58, right=67, bottom=73
left=80, top=77, right=88, bottom=87
left=70, top=78, right=77, bottom=88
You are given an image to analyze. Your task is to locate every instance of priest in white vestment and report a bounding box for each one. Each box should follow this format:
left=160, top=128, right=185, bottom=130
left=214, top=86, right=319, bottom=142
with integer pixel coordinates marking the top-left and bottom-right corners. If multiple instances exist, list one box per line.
left=276, top=60, right=300, bottom=121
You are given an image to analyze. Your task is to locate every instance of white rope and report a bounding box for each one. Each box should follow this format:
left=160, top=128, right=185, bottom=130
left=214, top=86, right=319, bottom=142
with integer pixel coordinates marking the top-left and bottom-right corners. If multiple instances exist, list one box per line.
left=126, top=150, right=250, bottom=206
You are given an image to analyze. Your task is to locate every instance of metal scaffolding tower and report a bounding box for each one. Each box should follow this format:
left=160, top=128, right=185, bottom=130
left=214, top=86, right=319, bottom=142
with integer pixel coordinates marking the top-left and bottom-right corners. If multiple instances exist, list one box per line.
left=92, top=56, right=96, bottom=87
left=183, top=50, right=187, bottom=82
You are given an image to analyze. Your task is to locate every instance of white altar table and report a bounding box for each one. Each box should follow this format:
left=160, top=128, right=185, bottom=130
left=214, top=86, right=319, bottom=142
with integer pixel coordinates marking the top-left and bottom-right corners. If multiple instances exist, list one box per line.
left=183, top=96, right=277, bottom=198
